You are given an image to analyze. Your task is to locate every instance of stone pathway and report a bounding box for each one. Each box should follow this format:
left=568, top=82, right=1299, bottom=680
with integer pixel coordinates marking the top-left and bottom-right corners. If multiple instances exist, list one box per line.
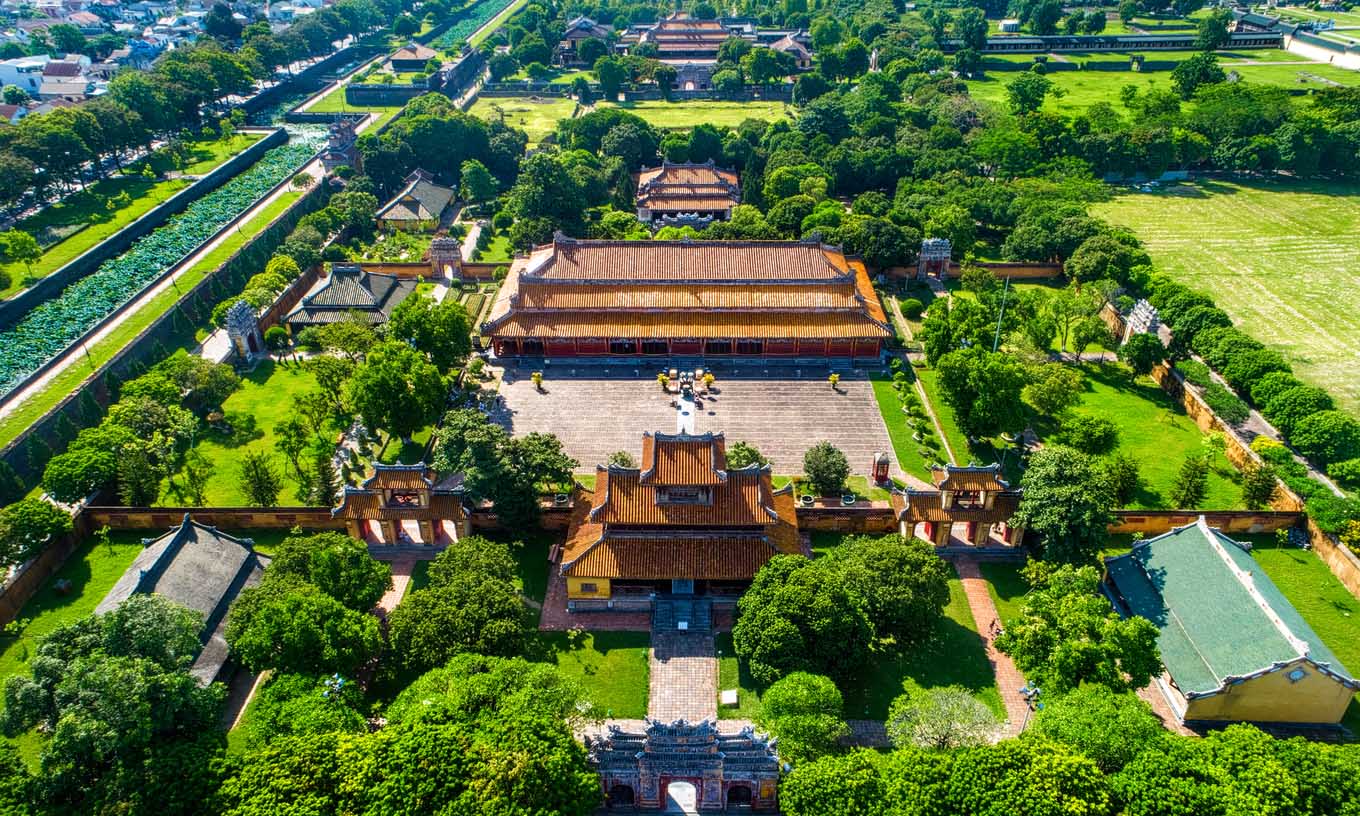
left=648, top=602, right=718, bottom=723
left=375, top=556, right=417, bottom=618
left=951, top=556, right=1032, bottom=736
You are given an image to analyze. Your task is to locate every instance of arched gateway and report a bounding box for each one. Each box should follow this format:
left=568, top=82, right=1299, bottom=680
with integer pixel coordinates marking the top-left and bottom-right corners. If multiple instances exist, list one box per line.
left=588, top=719, right=782, bottom=812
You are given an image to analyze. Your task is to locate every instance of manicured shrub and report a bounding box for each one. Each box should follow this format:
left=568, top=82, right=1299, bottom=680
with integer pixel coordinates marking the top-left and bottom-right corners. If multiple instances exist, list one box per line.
left=1056, top=415, right=1120, bottom=455
left=1327, top=458, right=1360, bottom=490
left=1174, top=359, right=1211, bottom=387
left=1263, top=385, right=1333, bottom=439
left=1306, top=494, right=1360, bottom=534
left=1291, top=410, right=1360, bottom=466
left=1221, top=348, right=1290, bottom=394
left=1201, top=383, right=1248, bottom=426
left=1197, top=327, right=1262, bottom=371
left=1249, top=370, right=1303, bottom=409
left=901, top=298, right=924, bottom=319
left=1169, top=305, right=1231, bottom=345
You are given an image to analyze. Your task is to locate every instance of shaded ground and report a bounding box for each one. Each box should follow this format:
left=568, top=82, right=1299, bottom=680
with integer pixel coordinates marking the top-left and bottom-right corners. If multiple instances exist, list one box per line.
left=492, top=368, right=898, bottom=478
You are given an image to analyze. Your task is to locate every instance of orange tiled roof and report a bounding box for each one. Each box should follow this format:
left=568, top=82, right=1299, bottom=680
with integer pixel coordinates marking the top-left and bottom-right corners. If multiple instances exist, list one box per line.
left=640, top=432, right=727, bottom=486
left=637, top=163, right=740, bottom=188
left=639, top=195, right=741, bottom=212
left=361, top=464, right=434, bottom=491
left=561, top=477, right=801, bottom=580
left=514, top=281, right=861, bottom=311
left=333, top=491, right=467, bottom=521
left=522, top=239, right=851, bottom=282
left=486, top=309, right=891, bottom=340
left=929, top=464, right=1010, bottom=491
left=890, top=489, right=1020, bottom=523
left=590, top=466, right=777, bottom=526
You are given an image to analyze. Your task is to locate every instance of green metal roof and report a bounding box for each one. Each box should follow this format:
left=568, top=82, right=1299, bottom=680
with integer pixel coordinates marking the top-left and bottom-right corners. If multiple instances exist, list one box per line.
left=1106, top=518, right=1354, bottom=696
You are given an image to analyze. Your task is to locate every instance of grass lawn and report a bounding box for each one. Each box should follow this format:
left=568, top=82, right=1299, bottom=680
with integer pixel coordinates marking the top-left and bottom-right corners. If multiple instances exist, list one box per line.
left=598, top=100, right=792, bottom=130
left=1247, top=535, right=1360, bottom=732
left=374, top=426, right=434, bottom=465
left=870, top=375, right=944, bottom=482
left=475, top=230, right=513, bottom=262
left=719, top=541, right=1001, bottom=721
left=0, top=190, right=304, bottom=451
left=507, top=68, right=593, bottom=85
left=770, top=474, right=892, bottom=501
left=530, top=631, right=650, bottom=719
left=161, top=359, right=320, bottom=506
left=979, top=561, right=1028, bottom=625
left=0, top=134, right=262, bottom=299
left=919, top=358, right=1240, bottom=508
left=1092, top=178, right=1360, bottom=416
left=469, top=96, right=579, bottom=144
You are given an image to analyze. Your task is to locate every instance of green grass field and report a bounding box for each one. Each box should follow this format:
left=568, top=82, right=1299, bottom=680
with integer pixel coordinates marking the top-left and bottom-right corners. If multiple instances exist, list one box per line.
left=469, top=96, right=579, bottom=144
left=918, top=359, right=1241, bottom=508
left=979, top=561, right=1028, bottom=625
left=967, top=55, right=1360, bottom=117
left=162, top=360, right=320, bottom=506
left=1092, top=178, right=1360, bottom=415
left=871, top=375, right=944, bottom=482
left=598, top=100, right=792, bottom=129
left=532, top=631, right=650, bottom=719
left=0, top=133, right=262, bottom=299
left=0, top=189, right=304, bottom=451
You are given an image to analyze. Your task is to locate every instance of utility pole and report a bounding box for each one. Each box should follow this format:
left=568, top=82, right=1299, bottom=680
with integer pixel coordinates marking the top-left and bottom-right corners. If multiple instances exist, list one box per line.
left=991, top=275, right=1011, bottom=353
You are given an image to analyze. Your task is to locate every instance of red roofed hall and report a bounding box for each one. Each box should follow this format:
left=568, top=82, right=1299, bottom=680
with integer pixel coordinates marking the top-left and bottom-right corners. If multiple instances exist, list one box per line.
left=482, top=235, right=891, bottom=360
left=560, top=432, right=803, bottom=606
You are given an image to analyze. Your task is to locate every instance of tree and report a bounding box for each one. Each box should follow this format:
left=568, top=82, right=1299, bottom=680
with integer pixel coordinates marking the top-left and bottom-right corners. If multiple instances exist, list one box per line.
left=204, top=2, right=243, bottom=40
left=1195, top=8, right=1232, bottom=51
left=781, top=750, right=889, bottom=816
left=607, top=451, right=636, bottom=468
left=245, top=673, right=367, bottom=748
left=385, top=293, right=472, bottom=372
left=955, top=8, right=988, bottom=51
left=1170, top=453, right=1209, bottom=508
left=273, top=416, right=310, bottom=478
left=803, top=441, right=849, bottom=496
left=459, top=158, right=496, bottom=205
left=1, top=85, right=27, bottom=105
left=1031, top=684, right=1164, bottom=772
left=1065, top=234, right=1147, bottom=287
left=268, top=531, right=391, bottom=612
left=0, top=230, right=40, bottom=278
left=1237, top=459, right=1278, bottom=510
left=239, top=450, right=283, bottom=507
left=727, top=441, right=768, bottom=469
left=308, top=356, right=354, bottom=408
left=936, top=348, right=1028, bottom=440
left=1012, top=446, right=1115, bottom=565
left=308, top=448, right=338, bottom=507
left=1119, top=333, right=1165, bottom=377
left=994, top=562, right=1161, bottom=694
left=1022, top=363, right=1084, bottom=417
left=733, top=555, right=874, bottom=684
left=181, top=449, right=214, bottom=507
left=387, top=578, right=526, bottom=675
left=1099, top=452, right=1141, bottom=508
left=1005, top=71, right=1053, bottom=115
left=759, top=673, right=849, bottom=765
left=225, top=578, right=382, bottom=675
left=826, top=535, right=950, bottom=648
left=0, top=498, right=71, bottom=567
left=1291, top=410, right=1360, bottom=466
left=1171, top=53, right=1225, bottom=100
left=594, top=56, right=626, bottom=99
left=317, top=318, right=377, bottom=361
left=886, top=686, right=999, bottom=750
left=512, top=432, right=578, bottom=492
left=1056, top=415, right=1119, bottom=455
left=1262, top=385, right=1333, bottom=438
left=348, top=341, right=446, bottom=441
left=42, top=447, right=117, bottom=503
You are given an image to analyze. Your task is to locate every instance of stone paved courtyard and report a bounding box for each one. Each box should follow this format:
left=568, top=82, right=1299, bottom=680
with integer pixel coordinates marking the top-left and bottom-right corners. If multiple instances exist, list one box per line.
left=492, top=367, right=899, bottom=477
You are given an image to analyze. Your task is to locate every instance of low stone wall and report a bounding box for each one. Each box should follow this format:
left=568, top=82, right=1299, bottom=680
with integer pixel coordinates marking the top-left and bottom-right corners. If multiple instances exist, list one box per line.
left=356, top=262, right=430, bottom=278
left=884, top=261, right=1062, bottom=280
left=1110, top=510, right=1301, bottom=536
left=795, top=501, right=898, bottom=533
left=259, top=262, right=323, bottom=333
left=346, top=83, right=431, bottom=106
left=83, top=506, right=344, bottom=530
left=462, top=262, right=505, bottom=280
left=0, top=527, right=81, bottom=623
left=1309, top=520, right=1360, bottom=597
left=0, top=128, right=287, bottom=328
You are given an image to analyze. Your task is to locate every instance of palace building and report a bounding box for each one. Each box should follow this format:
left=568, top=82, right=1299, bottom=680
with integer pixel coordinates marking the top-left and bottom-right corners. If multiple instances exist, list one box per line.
left=559, top=432, right=802, bottom=605
left=635, top=160, right=741, bottom=224
left=622, top=12, right=730, bottom=62
left=482, top=236, right=891, bottom=360
left=1105, top=518, right=1358, bottom=725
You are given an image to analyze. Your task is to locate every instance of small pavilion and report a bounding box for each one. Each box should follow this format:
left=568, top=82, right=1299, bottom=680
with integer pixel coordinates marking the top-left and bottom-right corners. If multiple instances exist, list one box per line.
left=890, top=464, right=1024, bottom=548
left=332, top=463, right=469, bottom=547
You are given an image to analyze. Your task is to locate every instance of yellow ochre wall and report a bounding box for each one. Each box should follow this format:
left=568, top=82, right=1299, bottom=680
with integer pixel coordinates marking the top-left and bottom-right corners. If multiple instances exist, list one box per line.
left=566, top=577, right=611, bottom=599
left=1185, top=660, right=1355, bottom=724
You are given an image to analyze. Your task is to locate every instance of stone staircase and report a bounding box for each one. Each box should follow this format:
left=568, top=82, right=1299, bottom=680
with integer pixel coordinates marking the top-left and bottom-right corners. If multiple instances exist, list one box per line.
left=652, top=598, right=713, bottom=634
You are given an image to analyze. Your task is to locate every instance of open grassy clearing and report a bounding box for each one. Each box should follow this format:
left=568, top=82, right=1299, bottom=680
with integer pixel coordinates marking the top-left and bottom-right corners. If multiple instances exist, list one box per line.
left=0, top=190, right=303, bottom=450
left=507, top=68, right=593, bottom=85
left=598, top=100, right=792, bottom=129
left=469, top=96, right=579, bottom=143
left=918, top=360, right=1241, bottom=508
left=531, top=631, right=650, bottom=719
left=1091, top=178, right=1360, bottom=415
left=0, top=133, right=263, bottom=299
left=304, top=82, right=406, bottom=120
left=1263, top=5, right=1360, bottom=27
left=870, top=375, right=943, bottom=482
left=979, top=561, right=1028, bottom=625
left=161, top=359, right=321, bottom=506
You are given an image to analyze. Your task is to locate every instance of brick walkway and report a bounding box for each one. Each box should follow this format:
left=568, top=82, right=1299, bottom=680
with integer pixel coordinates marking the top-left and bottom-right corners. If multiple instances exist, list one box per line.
left=648, top=631, right=718, bottom=723
left=951, top=556, right=1032, bottom=736
left=375, top=556, right=417, bottom=618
